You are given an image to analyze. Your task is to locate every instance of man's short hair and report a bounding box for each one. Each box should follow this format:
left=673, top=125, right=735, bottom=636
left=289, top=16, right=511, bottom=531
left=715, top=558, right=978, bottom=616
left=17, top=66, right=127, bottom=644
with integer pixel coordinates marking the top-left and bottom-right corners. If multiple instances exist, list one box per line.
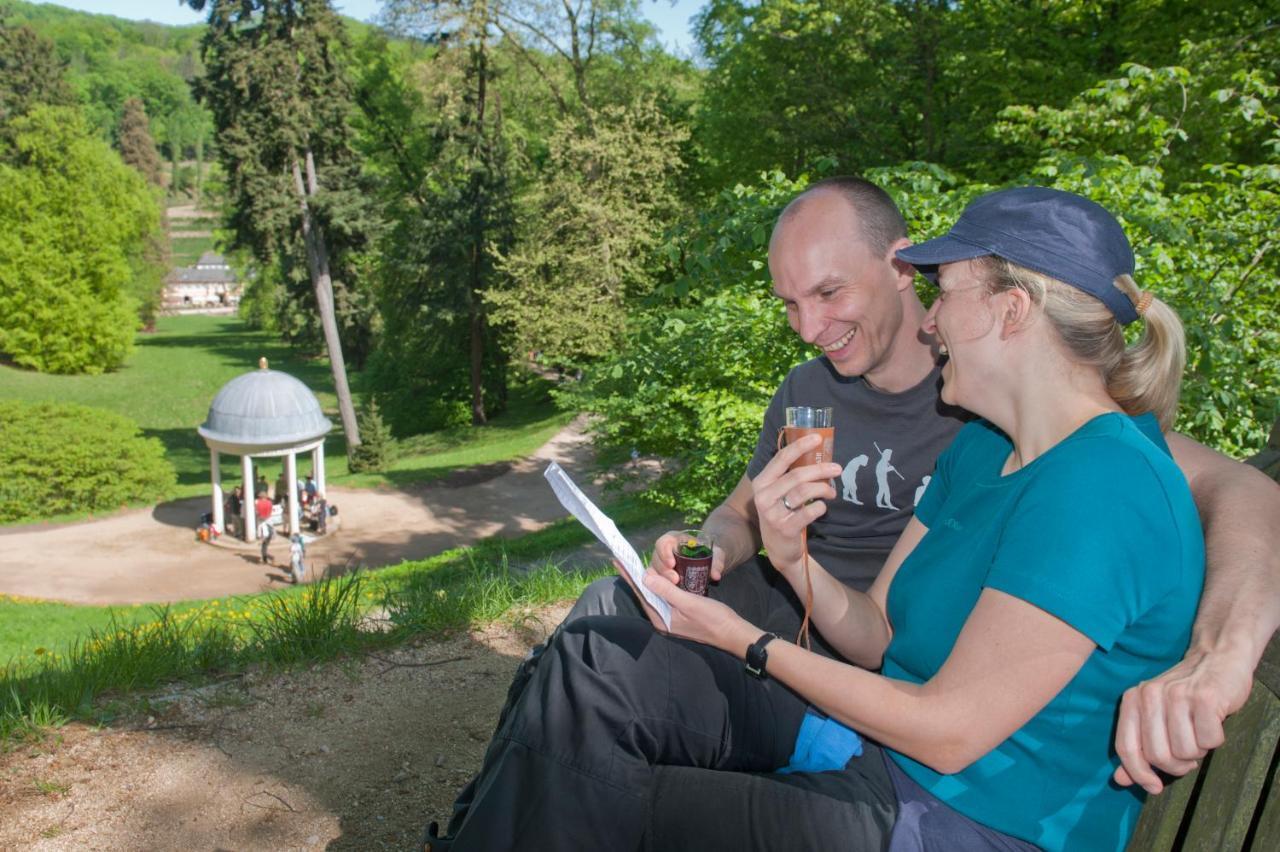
left=786, top=176, right=907, bottom=257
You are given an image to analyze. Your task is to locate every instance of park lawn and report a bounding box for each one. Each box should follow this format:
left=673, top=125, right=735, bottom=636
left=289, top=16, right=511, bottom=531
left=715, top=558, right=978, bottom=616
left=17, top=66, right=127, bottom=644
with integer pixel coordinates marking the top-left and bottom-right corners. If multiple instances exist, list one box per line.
left=169, top=233, right=218, bottom=266
left=0, top=314, right=571, bottom=509
left=0, top=594, right=204, bottom=663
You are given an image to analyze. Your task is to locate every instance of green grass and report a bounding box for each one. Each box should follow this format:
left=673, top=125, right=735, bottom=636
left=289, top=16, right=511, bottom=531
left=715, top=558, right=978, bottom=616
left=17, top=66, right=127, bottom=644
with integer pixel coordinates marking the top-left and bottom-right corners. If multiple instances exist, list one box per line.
left=0, top=496, right=675, bottom=746
left=169, top=233, right=218, bottom=266
left=0, top=314, right=571, bottom=510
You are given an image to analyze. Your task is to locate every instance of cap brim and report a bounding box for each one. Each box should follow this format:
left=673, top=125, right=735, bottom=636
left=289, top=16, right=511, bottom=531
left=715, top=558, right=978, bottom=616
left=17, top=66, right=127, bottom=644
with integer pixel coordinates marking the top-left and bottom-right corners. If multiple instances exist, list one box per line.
left=896, top=236, right=992, bottom=283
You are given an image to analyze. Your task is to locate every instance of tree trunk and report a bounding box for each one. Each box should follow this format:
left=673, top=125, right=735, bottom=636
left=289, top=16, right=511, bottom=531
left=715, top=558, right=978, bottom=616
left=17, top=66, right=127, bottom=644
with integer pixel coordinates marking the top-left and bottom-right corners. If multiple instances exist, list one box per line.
left=469, top=34, right=490, bottom=426
left=292, top=152, right=362, bottom=453
left=195, top=133, right=204, bottom=206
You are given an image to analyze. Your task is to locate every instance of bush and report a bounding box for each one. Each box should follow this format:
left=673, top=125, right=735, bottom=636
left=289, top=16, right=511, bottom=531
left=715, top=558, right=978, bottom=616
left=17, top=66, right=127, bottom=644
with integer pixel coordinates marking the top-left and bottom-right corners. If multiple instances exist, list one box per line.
left=0, top=400, right=177, bottom=523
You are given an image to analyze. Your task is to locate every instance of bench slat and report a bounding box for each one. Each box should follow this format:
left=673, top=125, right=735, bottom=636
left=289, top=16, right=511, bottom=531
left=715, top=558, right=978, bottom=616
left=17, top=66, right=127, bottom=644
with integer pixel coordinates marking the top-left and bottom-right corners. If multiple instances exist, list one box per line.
left=1180, top=681, right=1280, bottom=850
left=1127, top=760, right=1203, bottom=850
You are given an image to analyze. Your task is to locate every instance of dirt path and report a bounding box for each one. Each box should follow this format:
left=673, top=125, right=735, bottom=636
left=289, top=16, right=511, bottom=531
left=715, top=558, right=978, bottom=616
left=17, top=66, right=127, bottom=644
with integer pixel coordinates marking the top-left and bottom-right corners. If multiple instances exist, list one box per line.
left=0, top=421, right=638, bottom=605
left=0, top=424, right=677, bottom=849
left=0, top=604, right=571, bottom=850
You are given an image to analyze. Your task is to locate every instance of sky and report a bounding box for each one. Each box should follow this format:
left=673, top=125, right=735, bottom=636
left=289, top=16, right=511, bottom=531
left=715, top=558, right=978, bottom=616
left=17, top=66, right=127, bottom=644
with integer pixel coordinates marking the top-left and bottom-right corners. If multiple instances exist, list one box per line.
left=34, top=1, right=704, bottom=56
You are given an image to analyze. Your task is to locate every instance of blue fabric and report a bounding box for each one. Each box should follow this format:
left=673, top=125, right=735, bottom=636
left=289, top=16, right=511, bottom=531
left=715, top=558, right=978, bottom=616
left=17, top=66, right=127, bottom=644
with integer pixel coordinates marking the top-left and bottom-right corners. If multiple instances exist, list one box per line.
left=779, top=706, right=863, bottom=774
left=883, top=412, right=1203, bottom=852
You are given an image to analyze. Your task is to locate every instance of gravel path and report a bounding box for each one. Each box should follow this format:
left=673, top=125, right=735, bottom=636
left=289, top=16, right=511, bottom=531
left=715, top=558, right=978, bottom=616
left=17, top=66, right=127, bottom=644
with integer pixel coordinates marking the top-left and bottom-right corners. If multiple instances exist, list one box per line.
left=0, top=421, right=638, bottom=605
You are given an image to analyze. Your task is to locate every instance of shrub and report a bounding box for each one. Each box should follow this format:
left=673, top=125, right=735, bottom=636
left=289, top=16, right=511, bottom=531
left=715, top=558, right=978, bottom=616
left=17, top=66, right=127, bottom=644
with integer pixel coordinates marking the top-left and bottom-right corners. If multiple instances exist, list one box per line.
left=347, top=397, right=394, bottom=473
left=0, top=400, right=176, bottom=524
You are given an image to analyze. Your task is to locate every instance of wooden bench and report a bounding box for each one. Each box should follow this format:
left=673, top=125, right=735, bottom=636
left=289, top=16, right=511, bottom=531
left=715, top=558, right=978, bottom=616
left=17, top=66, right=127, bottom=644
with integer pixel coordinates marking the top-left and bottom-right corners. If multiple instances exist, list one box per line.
left=1128, top=418, right=1280, bottom=850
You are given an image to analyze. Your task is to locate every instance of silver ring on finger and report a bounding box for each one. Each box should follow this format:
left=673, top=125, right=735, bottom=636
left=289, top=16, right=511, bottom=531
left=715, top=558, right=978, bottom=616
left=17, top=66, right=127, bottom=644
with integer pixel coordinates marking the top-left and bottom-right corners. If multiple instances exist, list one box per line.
left=780, top=494, right=795, bottom=512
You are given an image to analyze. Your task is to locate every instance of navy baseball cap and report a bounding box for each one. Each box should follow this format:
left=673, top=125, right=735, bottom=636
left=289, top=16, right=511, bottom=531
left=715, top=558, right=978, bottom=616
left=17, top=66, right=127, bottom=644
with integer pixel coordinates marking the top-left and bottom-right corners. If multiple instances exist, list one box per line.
left=896, top=187, right=1139, bottom=324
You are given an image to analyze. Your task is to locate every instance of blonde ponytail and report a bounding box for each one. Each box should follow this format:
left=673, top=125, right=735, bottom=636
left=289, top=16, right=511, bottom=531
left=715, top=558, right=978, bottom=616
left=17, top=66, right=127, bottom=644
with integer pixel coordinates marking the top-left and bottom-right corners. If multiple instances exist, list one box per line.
left=1104, top=275, right=1185, bottom=431
left=979, top=260, right=1187, bottom=430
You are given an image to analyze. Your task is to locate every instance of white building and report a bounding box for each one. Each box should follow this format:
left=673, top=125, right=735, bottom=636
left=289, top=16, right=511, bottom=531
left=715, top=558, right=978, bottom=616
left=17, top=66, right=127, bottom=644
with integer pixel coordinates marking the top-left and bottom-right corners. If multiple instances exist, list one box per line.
left=164, top=252, right=242, bottom=311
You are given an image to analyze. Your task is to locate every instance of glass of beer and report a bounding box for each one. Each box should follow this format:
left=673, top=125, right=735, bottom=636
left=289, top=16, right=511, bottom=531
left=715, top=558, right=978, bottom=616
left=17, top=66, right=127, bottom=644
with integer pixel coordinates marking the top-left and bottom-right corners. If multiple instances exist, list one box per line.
left=784, top=406, right=835, bottom=468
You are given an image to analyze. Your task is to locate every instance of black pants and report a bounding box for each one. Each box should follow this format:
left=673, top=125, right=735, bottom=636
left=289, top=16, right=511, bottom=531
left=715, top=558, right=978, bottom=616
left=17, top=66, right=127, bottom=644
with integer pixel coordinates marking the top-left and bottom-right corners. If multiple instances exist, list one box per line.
left=447, top=615, right=897, bottom=850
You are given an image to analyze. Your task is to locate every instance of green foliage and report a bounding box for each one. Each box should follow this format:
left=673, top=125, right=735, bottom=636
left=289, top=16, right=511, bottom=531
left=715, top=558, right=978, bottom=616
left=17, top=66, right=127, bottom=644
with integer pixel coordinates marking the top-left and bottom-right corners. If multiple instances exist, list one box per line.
left=691, top=0, right=1274, bottom=187
left=347, top=397, right=393, bottom=473
left=191, top=0, right=378, bottom=372
left=1, top=0, right=212, bottom=164
left=488, top=97, right=689, bottom=366
left=354, top=21, right=514, bottom=428
left=0, top=400, right=176, bottom=524
left=561, top=171, right=812, bottom=516
left=0, top=106, right=164, bottom=373
left=992, top=51, right=1280, bottom=455
left=0, top=11, right=76, bottom=131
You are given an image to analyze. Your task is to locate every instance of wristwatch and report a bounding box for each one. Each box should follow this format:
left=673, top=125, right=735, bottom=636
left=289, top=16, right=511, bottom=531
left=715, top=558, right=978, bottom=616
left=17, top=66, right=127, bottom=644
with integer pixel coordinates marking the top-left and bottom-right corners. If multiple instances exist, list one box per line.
left=745, top=632, right=779, bottom=680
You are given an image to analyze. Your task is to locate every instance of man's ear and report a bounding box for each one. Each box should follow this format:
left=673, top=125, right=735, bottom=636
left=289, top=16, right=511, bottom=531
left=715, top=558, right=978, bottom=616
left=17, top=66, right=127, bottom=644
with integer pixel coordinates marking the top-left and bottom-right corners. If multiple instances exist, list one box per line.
left=999, top=288, right=1034, bottom=339
left=887, top=238, right=916, bottom=291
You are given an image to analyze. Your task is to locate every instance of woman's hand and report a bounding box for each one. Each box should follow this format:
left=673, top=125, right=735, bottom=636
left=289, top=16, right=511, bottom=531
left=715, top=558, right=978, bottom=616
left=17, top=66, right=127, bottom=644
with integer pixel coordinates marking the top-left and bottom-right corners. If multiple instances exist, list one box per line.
left=644, top=570, right=758, bottom=652
left=612, top=560, right=757, bottom=653
left=751, top=434, right=842, bottom=579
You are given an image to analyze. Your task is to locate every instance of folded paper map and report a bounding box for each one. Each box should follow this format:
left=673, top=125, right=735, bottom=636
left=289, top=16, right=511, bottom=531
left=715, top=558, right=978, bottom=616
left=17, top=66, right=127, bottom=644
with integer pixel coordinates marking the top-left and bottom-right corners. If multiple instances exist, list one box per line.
left=543, top=462, right=672, bottom=630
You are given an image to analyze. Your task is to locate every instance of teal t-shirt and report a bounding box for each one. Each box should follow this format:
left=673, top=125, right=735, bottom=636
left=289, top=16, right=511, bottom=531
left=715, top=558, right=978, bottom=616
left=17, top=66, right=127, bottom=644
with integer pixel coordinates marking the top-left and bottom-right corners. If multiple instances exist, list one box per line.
left=883, top=412, right=1204, bottom=852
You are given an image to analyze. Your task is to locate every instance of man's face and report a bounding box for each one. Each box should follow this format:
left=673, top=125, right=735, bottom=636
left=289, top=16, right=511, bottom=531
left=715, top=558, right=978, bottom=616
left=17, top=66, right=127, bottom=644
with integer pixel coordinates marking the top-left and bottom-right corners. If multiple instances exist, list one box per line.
left=768, top=192, right=910, bottom=380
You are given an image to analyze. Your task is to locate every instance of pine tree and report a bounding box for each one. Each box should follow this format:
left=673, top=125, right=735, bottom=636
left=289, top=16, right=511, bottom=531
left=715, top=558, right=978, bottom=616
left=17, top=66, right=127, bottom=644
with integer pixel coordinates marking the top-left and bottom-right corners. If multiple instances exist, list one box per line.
left=348, top=398, right=393, bottom=473
left=185, top=0, right=370, bottom=453
left=117, top=97, right=164, bottom=187
left=0, top=14, right=76, bottom=147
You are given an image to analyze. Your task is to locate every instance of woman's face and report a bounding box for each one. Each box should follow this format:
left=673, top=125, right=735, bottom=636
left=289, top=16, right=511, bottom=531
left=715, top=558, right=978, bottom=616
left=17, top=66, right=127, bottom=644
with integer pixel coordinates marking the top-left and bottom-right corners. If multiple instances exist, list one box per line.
left=921, top=260, right=1000, bottom=408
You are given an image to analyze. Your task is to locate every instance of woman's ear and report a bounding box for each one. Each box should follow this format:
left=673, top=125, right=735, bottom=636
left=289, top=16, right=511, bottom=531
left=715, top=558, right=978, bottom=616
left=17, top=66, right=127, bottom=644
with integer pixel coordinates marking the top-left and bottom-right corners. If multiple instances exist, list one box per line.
left=999, top=288, right=1034, bottom=339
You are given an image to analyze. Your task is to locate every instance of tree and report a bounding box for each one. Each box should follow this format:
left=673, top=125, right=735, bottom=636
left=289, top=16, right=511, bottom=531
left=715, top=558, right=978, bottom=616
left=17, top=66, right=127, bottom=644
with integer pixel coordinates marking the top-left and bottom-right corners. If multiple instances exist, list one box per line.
left=488, top=97, right=687, bottom=365
left=0, top=13, right=76, bottom=139
left=187, top=0, right=368, bottom=452
left=0, top=106, right=164, bottom=373
left=355, top=11, right=516, bottom=428
left=117, top=96, right=164, bottom=186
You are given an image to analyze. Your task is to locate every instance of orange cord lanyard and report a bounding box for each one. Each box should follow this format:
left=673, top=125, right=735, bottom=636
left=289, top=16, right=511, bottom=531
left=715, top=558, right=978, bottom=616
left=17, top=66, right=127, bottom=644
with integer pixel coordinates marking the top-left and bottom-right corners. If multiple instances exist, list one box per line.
left=778, top=430, right=814, bottom=650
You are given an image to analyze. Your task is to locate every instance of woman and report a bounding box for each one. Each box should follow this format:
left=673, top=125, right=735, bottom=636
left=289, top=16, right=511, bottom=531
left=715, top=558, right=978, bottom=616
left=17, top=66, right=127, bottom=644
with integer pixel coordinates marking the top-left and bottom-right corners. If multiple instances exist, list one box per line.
left=433, top=188, right=1204, bottom=851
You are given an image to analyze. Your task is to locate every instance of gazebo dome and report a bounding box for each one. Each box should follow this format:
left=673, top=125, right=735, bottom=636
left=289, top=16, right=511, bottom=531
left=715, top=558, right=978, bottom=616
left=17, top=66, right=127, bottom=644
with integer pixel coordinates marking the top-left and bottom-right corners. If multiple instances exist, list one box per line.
left=198, top=361, right=332, bottom=448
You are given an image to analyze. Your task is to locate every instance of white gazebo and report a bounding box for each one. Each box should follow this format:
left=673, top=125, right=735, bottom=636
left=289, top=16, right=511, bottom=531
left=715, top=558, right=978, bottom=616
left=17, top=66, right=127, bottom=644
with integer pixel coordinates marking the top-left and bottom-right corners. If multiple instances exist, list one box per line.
left=198, top=358, right=333, bottom=541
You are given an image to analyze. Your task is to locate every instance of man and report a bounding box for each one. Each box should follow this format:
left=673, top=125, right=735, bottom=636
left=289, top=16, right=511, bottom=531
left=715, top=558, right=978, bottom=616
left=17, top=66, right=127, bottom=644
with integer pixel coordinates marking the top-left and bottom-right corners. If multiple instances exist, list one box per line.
left=430, top=177, right=1279, bottom=847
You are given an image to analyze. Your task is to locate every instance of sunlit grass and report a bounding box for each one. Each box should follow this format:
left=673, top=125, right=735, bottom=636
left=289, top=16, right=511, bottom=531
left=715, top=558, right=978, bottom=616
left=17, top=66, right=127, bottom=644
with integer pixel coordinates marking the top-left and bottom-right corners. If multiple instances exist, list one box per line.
left=0, top=314, right=573, bottom=514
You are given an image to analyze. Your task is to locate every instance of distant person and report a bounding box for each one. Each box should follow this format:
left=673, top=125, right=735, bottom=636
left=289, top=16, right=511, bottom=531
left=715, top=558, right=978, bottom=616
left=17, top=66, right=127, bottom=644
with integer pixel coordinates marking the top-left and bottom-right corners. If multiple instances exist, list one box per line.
left=255, top=471, right=269, bottom=500
left=254, top=491, right=273, bottom=527
left=289, top=534, right=306, bottom=584
left=258, top=517, right=275, bottom=564
left=275, top=471, right=289, bottom=506
left=305, top=473, right=318, bottom=501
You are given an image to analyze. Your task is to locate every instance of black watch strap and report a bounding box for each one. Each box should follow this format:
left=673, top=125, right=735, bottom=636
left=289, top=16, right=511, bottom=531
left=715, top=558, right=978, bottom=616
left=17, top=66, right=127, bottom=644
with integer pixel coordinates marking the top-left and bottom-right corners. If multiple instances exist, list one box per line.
left=745, top=632, right=779, bottom=680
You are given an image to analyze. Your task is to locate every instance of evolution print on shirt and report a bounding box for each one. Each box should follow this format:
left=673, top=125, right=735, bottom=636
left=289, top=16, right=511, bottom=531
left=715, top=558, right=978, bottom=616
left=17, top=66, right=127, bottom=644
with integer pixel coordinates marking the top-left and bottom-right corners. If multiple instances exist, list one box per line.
left=840, top=442, right=931, bottom=510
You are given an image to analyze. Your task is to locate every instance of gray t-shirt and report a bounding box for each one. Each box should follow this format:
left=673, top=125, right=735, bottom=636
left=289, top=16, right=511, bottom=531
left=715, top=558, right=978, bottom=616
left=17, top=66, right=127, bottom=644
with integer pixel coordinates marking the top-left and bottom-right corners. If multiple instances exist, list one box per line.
left=746, top=357, right=966, bottom=591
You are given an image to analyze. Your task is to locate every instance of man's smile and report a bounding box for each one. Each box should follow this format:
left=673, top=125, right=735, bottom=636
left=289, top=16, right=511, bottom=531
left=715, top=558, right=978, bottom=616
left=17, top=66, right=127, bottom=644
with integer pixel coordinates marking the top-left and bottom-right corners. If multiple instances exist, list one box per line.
left=822, top=327, right=856, bottom=353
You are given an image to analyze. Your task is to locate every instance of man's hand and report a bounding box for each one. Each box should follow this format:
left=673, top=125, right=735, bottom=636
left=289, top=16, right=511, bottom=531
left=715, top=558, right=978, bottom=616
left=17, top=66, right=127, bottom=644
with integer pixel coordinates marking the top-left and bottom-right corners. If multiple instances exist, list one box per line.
left=650, top=531, right=729, bottom=582
left=750, top=433, right=842, bottom=578
left=1112, top=647, right=1256, bottom=794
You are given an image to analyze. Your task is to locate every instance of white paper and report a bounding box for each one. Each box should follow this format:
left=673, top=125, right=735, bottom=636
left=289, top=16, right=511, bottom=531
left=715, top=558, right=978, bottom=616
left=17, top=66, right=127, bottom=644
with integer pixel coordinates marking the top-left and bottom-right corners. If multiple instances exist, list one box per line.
left=543, top=462, right=672, bottom=629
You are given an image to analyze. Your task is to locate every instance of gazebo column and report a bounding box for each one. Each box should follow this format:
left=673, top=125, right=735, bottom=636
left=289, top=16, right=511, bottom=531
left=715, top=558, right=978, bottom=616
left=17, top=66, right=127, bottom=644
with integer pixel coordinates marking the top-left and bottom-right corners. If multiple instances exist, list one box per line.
left=313, top=444, right=326, bottom=496
left=286, top=451, right=300, bottom=535
left=210, top=448, right=224, bottom=534
left=243, top=454, right=257, bottom=542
